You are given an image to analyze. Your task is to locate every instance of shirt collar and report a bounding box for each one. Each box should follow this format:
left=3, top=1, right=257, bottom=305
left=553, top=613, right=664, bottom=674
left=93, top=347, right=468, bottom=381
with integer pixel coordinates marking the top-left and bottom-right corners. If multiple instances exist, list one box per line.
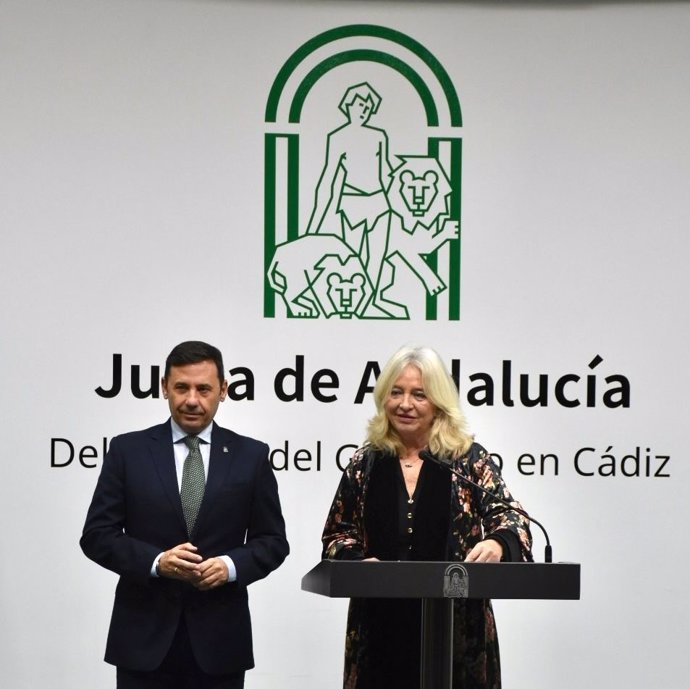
left=170, top=418, right=213, bottom=444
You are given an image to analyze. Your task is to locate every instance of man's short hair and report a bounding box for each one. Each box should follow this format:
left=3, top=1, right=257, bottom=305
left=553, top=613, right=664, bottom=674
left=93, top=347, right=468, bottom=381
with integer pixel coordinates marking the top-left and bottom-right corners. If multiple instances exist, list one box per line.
left=338, top=82, right=382, bottom=117
left=164, top=341, right=225, bottom=383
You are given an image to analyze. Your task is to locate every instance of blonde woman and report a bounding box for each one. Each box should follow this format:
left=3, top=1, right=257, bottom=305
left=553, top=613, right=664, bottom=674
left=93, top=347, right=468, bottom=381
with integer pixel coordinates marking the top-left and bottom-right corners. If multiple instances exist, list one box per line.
left=322, top=346, right=532, bottom=689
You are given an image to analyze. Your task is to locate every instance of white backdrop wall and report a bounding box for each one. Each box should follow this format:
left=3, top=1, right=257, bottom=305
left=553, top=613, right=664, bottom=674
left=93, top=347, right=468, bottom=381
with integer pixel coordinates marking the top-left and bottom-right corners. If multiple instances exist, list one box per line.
left=1, top=1, right=689, bottom=687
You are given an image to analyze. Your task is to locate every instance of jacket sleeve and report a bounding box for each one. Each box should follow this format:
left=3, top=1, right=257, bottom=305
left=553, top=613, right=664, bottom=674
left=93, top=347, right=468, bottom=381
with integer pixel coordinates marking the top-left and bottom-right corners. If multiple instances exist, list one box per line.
left=466, top=444, right=534, bottom=562
left=321, top=449, right=367, bottom=560
left=80, top=435, right=161, bottom=583
left=227, top=444, right=289, bottom=587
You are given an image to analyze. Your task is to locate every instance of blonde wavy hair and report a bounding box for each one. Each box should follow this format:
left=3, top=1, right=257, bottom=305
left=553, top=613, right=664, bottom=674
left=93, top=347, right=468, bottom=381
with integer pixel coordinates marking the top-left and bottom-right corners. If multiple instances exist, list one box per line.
left=366, top=345, right=473, bottom=458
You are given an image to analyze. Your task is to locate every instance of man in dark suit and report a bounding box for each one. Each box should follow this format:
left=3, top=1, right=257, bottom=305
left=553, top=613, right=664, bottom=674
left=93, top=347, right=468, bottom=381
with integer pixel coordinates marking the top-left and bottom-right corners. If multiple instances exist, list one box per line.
left=81, top=340, right=289, bottom=688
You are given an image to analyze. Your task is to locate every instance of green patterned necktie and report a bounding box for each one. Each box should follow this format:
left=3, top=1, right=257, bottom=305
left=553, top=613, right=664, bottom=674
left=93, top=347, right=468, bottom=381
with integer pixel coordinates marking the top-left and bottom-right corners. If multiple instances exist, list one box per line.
left=180, top=436, right=205, bottom=537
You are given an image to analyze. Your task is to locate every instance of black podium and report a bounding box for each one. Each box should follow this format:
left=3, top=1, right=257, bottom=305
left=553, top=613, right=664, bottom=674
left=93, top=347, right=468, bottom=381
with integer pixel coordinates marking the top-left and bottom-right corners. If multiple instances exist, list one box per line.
left=302, top=560, right=580, bottom=689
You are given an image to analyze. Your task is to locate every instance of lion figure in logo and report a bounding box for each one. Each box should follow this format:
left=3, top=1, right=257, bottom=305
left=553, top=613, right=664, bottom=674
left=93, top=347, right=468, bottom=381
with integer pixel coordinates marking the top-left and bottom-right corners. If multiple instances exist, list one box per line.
left=266, top=235, right=372, bottom=318
left=374, top=155, right=460, bottom=318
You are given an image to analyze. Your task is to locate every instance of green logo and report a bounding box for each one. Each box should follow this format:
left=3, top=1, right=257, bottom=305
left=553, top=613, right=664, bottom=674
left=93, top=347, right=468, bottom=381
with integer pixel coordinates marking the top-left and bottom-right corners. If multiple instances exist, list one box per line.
left=264, top=25, right=463, bottom=320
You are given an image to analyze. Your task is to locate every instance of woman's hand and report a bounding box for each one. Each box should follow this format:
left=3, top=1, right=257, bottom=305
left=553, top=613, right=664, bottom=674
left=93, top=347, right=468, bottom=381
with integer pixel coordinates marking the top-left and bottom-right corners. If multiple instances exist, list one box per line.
left=464, top=539, right=502, bottom=563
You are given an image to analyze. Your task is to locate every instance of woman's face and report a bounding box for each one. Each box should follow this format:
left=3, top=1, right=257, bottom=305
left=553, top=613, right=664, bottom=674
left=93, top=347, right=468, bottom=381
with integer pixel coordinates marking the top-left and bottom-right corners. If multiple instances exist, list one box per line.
left=384, top=364, right=437, bottom=446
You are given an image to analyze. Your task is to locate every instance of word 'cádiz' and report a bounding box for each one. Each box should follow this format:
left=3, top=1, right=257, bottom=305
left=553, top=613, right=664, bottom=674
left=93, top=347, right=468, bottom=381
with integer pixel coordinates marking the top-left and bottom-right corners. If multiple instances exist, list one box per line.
left=95, top=353, right=630, bottom=408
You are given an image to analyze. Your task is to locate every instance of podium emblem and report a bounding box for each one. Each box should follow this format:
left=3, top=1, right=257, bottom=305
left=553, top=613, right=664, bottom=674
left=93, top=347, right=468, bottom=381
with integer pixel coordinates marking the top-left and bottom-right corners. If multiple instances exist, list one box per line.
left=443, top=564, right=469, bottom=598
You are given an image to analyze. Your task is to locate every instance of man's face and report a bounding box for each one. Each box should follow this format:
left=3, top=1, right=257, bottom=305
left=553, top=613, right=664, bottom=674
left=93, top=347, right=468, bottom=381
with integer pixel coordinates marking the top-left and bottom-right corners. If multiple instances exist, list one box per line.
left=347, top=95, right=372, bottom=125
left=161, top=360, right=227, bottom=435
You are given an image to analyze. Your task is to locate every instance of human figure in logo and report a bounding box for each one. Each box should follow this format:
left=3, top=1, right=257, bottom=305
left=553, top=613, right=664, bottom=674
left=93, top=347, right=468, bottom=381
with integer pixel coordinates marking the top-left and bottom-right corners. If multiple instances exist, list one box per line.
left=306, top=82, right=394, bottom=316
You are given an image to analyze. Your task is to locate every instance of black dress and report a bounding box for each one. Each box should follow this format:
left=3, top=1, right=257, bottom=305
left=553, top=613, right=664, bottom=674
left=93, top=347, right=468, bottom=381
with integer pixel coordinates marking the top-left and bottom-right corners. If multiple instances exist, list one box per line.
left=358, top=455, right=452, bottom=689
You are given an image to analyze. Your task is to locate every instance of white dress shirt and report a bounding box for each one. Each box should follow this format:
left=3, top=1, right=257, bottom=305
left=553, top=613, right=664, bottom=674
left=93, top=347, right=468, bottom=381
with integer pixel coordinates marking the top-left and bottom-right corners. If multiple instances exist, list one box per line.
left=151, top=419, right=236, bottom=581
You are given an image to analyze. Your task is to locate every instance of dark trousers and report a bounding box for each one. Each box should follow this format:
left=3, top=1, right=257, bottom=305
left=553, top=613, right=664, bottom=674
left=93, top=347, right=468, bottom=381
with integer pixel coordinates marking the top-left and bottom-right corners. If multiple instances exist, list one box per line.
left=116, top=619, right=245, bottom=689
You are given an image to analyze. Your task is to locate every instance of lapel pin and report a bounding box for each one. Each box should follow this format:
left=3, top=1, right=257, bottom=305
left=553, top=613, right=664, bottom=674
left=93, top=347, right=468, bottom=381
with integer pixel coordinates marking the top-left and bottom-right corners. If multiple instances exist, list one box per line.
left=223, top=446, right=229, bottom=453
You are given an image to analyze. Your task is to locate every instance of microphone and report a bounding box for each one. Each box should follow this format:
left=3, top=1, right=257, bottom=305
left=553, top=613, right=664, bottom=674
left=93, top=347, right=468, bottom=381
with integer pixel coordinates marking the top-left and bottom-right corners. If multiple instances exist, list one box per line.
left=419, top=449, right=553, bottom=563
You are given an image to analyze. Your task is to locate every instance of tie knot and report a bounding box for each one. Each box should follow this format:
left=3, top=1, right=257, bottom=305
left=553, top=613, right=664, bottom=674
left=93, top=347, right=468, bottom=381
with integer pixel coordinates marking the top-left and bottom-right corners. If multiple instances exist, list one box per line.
left=184, top=435, right=201, bottom=451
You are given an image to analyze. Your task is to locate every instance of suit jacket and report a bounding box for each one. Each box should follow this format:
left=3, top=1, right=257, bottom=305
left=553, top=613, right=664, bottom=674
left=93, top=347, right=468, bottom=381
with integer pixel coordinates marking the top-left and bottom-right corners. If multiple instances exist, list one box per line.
left=80, top=420, right=289, bottom=674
